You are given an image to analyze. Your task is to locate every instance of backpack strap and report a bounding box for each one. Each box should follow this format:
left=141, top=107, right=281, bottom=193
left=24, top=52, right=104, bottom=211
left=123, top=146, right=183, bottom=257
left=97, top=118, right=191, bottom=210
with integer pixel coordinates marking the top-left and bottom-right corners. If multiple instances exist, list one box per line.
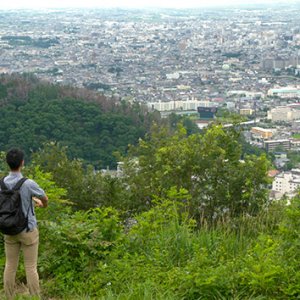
left=13, top=177, right=33, bottom=231
left=17, top=178, right=35, bottom=216
left=12, top=177, right=34, bottom=217
left=12, top=177, right=28, bottom=191
left=0, top=177, right=8, bottom=190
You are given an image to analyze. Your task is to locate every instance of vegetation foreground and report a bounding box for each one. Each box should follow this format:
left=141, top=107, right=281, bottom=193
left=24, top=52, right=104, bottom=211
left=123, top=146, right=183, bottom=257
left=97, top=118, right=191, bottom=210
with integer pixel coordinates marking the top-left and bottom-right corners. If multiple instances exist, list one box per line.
left=0, top=118, right=299, bottom=299
left=0, top=188, right=299, bottom=299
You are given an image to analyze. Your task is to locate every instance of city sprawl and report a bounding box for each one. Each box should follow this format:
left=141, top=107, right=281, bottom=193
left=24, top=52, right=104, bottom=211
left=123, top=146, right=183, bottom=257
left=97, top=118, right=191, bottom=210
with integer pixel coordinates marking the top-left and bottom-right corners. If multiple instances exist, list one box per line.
left=0, top=7, right=299, bottom=102
left=1, top=5, right=300, bottom=198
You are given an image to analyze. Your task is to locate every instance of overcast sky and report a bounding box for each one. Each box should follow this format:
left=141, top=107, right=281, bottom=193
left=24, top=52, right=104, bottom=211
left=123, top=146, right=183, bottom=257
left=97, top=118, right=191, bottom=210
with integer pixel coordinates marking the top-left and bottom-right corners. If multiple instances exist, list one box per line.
left=0, top=0, right=298, bottom=9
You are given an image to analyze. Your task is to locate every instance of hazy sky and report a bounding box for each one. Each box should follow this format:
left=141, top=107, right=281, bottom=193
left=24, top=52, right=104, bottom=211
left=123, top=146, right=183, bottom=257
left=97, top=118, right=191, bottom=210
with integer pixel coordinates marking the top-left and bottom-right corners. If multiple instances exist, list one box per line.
left=0, top=0, right=297, bottom=9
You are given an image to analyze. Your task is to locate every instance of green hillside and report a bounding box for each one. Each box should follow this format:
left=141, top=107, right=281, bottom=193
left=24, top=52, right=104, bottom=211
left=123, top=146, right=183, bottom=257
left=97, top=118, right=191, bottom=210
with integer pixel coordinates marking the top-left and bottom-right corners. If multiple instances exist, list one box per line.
left=0, top=73, right=158, bottom=168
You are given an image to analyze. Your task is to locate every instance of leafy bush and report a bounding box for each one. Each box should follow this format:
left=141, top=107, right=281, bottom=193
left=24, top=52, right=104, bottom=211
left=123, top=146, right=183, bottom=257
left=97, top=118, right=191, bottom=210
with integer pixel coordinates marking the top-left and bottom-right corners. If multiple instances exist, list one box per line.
left=38, top=207, right=123, bottom=297
left=122, top=124, right=270, bottom=224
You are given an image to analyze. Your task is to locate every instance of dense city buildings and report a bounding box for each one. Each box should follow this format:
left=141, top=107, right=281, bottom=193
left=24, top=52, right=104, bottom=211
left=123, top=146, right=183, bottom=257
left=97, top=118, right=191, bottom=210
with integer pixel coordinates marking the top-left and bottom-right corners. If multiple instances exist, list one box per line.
left=0, top=6, right=300, bottom=105
left=1, top=5, right=300, bottom=197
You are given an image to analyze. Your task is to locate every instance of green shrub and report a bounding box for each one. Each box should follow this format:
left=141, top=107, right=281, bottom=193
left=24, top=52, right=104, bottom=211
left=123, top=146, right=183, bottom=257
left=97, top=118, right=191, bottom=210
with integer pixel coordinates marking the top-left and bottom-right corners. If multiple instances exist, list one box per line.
left=38, top=207, right=123, bottom=297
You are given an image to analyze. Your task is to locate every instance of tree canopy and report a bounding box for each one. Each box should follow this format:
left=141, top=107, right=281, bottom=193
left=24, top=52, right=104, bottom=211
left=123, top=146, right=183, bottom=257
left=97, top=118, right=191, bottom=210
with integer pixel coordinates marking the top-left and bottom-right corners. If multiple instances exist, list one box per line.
left=121, top=123, right=271, bottom=224
left=0, top=73, right=159, bottom=168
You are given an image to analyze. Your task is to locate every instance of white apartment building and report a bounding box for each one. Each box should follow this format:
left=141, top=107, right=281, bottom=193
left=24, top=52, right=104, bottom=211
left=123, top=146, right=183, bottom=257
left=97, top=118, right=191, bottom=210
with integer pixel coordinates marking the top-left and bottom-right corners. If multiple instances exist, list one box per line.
left=147, top=99, right=214, bottom=112
left=272, top=169, right=300, bottom=199
left=267, top=87, right=300, bottom=99
left=267, top=106, right=300, bottom=122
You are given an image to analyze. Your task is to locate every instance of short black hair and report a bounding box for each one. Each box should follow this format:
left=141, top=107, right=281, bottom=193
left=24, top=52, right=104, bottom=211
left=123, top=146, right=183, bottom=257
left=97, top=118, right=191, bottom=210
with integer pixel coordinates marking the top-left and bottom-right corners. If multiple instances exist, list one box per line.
left=6, top=148, right=24, bottom=170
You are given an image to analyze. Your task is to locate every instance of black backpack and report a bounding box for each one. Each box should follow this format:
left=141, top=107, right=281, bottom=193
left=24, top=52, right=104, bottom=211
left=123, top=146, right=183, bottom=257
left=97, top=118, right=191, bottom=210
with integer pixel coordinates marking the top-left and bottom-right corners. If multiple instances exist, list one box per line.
left=0, top=177, right=31, bottom=235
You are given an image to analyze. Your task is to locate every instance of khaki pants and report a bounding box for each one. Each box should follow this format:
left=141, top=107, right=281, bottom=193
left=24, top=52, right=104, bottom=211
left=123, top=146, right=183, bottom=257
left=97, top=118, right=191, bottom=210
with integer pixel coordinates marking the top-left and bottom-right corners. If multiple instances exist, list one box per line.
left=3, top=228, right=40, bottom=299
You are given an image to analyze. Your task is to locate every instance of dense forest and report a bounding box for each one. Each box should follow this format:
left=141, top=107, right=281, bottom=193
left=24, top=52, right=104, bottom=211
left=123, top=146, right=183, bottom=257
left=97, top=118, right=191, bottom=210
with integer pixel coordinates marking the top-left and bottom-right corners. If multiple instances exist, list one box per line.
left=0, top=119, right=299, bottom=299
left=0, top=73, right=160, bottom=168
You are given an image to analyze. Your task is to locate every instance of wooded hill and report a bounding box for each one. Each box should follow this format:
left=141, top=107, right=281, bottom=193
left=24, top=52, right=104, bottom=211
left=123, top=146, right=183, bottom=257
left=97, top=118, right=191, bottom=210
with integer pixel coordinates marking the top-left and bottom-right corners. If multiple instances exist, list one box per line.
left=0, top=73, right=159, bottom=168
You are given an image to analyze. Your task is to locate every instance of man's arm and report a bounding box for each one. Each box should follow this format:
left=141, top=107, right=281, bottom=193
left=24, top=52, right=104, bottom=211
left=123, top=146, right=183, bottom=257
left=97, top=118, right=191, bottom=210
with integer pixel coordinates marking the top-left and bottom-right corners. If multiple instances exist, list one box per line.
left=27, top=179, right=48, bottom=208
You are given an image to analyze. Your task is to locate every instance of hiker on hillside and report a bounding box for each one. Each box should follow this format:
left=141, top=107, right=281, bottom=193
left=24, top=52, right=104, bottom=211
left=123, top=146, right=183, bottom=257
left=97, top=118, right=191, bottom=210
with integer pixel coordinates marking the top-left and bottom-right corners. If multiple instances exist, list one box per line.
left=0, top=148, right=48, bottom=299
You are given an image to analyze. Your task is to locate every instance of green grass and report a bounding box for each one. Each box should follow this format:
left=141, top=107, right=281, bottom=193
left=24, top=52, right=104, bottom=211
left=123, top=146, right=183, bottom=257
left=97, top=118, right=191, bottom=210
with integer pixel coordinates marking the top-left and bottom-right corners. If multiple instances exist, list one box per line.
left=292, top=133, right=300, bottom=139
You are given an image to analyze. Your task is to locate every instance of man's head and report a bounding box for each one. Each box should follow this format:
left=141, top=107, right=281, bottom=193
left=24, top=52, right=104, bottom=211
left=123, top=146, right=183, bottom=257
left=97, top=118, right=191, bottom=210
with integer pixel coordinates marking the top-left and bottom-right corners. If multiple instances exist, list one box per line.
left=6, top=148, right=24, bottom=171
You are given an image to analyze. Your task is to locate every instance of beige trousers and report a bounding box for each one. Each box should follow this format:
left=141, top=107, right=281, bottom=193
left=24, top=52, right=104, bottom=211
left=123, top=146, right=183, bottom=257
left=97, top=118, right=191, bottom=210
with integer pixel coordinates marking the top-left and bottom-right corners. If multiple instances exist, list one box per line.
left=3, top=228, right=40, bottom=299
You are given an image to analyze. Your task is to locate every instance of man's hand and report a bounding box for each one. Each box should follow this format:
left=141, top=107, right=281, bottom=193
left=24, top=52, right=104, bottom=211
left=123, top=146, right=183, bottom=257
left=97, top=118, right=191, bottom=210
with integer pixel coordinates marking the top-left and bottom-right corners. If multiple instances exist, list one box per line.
left=32, top=197, right=45, bottom=207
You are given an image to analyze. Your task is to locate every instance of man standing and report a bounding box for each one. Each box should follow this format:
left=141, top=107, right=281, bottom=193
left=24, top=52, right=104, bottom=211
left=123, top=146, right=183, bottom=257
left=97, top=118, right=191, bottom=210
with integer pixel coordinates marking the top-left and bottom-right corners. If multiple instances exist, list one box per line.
left=1, top=148, right=48, bottom=299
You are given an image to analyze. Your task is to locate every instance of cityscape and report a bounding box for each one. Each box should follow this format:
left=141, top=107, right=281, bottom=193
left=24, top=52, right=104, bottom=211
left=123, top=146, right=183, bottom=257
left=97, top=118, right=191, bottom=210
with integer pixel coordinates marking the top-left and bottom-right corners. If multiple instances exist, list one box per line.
left=1, top=2, right=300, bottom=299
left=1, top=5, right=300, bottom=198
